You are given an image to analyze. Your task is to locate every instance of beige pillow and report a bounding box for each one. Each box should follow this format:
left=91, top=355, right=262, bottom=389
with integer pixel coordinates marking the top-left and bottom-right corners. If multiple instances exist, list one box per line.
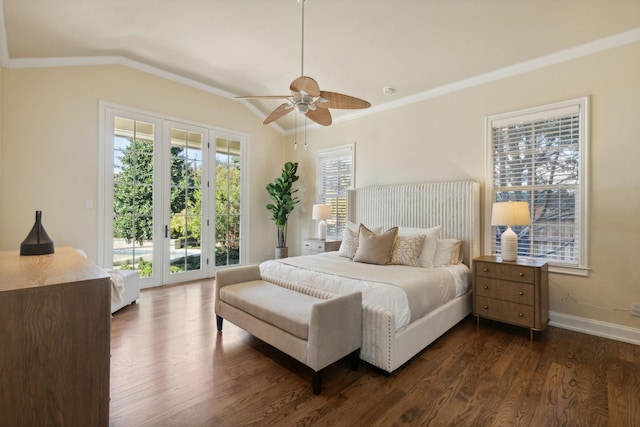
left=433, top=239, right=463, bottom=267
left=391, top=234, right=426, bottom=267
left=338, top=222, right=385, bottom=259
left=353, top=225, right=398, bottom=265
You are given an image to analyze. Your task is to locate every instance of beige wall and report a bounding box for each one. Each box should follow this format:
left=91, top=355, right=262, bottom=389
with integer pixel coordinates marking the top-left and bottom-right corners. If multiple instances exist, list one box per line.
left=1, top=42, right=638, bottom=335
left=0, top=65, right=3, bottom=234
left=285, top=42, right=640, bottom=331
left=0, top=64, right=285, bottom=263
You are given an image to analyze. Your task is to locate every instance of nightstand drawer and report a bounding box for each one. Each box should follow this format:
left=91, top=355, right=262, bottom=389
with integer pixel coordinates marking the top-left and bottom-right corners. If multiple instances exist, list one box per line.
left=475, top=261, right=535, bottom=284
left=302, top=239, right=341, bottom=255
left=303, top=240, right=325, bottom=251
left=475, top=296, right=535, bottom=328
left=475, top=277, right=534, bottom=305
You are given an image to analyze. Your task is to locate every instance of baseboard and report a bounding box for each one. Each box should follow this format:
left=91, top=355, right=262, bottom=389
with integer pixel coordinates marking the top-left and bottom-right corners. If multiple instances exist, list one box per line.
left=549, top=311, right=640, bottom=345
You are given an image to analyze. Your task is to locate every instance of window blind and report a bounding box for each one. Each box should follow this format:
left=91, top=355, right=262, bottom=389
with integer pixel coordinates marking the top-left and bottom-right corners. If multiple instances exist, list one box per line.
left=488, top=99, right=587, bottom=269
left=317, top=144, right=354, bottom=239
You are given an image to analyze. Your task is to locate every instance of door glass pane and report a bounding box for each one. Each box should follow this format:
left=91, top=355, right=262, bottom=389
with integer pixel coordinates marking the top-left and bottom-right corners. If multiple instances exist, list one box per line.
left=215, top=138, right=241, bottom=266
left=112, top=117, right=155, bottom=277
left=169, top=128, right=203, bottom=274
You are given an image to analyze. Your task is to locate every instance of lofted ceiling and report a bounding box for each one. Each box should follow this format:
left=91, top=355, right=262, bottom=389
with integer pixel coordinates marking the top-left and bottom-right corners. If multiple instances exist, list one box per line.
left=1, top=0, right=640, bottom=133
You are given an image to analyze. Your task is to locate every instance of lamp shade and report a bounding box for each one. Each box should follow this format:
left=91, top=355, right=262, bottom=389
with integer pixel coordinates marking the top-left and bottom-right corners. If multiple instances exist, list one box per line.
left=491, top=201, right=530, bottom=262
left=491, top=201, right=531, bottom=226
left=312, top=204, right=331, bottom=220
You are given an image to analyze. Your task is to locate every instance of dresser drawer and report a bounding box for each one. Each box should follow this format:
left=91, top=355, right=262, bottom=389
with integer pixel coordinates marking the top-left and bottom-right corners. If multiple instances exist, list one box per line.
left=475, top=277, right=534, bottom=305
left=475, top=296, right=535, bottom=328
left=475, top=261, right=535, bottom=284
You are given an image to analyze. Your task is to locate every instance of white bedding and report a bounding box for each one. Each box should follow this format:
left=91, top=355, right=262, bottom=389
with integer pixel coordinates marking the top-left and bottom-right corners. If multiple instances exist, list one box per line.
left=259, top=252, right=471, bottom=331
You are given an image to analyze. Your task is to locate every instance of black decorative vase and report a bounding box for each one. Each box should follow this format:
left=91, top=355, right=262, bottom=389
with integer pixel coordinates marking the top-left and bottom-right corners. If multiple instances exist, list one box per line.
left=20, top=210, right=55, bottom=256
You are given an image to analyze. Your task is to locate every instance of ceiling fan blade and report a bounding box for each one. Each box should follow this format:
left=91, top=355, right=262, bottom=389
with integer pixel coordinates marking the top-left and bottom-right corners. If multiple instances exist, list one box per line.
left=290, top=76, right=320, bottom=97
left=263, top=103, right=293, bottom=124
left=235, top=95, right=291, bottom=100
left=317, top=91, right=371, bottom=109
left=305, top=107, right=332, bottom=126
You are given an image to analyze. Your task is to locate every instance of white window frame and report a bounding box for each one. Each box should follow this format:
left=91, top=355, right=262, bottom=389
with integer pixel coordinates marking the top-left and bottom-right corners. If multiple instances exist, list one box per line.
left=316, top=143, right=355, bottom=240
left=484, top=97, right=590, bottom=276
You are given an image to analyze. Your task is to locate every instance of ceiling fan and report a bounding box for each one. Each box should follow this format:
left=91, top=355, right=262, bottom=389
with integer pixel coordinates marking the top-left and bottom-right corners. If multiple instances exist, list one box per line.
left=236, top=0, right=371, bottom=126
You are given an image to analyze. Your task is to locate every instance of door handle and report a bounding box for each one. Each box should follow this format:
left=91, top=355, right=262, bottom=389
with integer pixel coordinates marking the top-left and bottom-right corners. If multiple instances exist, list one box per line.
left=165, top=225, right=169, bottom=238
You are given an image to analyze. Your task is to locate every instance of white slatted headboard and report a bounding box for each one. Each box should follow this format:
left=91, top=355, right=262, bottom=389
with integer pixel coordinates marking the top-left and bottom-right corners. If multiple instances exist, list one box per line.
left=347, top=181, right=480, bottom=267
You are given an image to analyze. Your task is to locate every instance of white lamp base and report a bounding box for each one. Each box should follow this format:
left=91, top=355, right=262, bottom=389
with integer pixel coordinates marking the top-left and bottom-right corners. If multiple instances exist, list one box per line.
left=500, top=226, right=518, bottom=261
left=317, top=220, right=327, bottom=240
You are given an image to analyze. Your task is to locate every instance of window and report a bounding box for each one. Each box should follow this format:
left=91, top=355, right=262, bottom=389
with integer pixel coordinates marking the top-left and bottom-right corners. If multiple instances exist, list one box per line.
left=214, top=137, right=242, bottom=267
left=317, top=143, right=355, bottom=239
left=485, top=97, right=589, bottom=275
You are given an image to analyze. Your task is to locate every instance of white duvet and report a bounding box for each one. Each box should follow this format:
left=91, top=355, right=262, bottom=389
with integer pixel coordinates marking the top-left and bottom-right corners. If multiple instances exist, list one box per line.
left=259, top=252, right=471, bottom=331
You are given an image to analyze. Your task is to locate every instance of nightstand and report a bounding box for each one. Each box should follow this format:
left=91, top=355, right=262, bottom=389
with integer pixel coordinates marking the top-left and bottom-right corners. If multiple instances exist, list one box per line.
left=473, top=256, right=549, bottom=340
left=302, top=238, right=341, bottom=255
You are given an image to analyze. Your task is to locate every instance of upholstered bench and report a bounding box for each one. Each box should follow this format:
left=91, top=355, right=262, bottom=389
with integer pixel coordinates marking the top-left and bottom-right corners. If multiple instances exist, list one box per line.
left=215, top=264, right=362, bottom=394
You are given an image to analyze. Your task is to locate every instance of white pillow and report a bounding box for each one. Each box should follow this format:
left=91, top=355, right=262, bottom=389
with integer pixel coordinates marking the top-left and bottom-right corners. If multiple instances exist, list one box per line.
left=433, top=239, right=463, bottom=267
left=346, top=221, right=383, bottom=234
left=398, top=225, right=442, bottom=268
left=391, top=234, right=425, bottom=267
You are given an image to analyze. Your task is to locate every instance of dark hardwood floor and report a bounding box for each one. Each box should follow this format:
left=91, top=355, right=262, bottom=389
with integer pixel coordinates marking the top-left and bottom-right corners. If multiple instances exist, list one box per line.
left=109, top=279, right=640, bottom=426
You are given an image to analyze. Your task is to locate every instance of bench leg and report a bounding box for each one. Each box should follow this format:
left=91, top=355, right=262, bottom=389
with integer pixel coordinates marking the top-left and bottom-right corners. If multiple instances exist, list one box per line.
left=312, top=369, right=323, bottom=395
left=350, top=349, right=361, bottom=371
left=216, top=315, right=223, bottom=332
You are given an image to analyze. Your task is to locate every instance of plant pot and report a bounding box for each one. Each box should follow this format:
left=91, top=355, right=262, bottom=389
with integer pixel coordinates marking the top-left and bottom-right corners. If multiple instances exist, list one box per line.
left=275, top=247, right=288, bottom=259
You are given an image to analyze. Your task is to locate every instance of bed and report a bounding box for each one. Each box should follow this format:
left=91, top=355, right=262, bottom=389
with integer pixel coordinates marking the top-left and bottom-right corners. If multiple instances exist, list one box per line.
left=260, top=180, right=480, bottom=374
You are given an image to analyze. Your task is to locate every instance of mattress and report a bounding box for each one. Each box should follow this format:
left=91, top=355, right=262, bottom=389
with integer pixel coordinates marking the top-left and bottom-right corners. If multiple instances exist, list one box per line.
left=260, top=252, right=471, bottom=331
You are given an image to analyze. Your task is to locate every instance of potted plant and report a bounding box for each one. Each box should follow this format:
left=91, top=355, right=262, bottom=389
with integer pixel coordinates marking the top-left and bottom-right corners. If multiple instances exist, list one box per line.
left=266, top=161, right=300, bottom=258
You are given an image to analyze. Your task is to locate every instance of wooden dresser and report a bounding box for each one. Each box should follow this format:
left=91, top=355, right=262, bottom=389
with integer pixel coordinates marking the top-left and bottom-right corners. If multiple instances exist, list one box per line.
left=0, top=247, right=111, bottom=426
left=473, top=255, right=549, bottom=340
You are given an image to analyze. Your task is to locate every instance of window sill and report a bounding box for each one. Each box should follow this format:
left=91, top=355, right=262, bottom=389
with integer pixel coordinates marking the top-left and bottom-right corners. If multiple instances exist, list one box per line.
left=549, top=264, right=590, bottom=277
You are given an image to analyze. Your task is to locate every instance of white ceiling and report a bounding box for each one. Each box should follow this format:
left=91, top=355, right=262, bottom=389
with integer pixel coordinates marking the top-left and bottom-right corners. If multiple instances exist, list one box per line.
left=2, top=0, right=640, bottom=133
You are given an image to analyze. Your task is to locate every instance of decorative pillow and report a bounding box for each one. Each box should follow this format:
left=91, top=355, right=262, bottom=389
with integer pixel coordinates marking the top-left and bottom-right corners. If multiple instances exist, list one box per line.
left=391, top=234, right=426, bottom=267
left=433, top=239, right=463, bottom=267
left=353, top=225, right=398, bottom=265
left=398, top=225, right=442, bottom=268
left=338, top=222, right=385, bottom=259
left=337, top=226, right=360, bottom=258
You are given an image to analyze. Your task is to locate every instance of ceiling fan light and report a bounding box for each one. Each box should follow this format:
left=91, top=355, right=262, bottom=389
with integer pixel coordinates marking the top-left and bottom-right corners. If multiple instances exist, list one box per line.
left=295, top=103, right=310, bottom=113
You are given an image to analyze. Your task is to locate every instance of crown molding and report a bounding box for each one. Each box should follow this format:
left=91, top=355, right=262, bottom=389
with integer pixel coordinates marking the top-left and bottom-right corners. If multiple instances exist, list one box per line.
left=290, top=27, right=640, bottom=135
left=1, top=0, right=638, bottom=136
left=357, top=27, right=640, bottom=120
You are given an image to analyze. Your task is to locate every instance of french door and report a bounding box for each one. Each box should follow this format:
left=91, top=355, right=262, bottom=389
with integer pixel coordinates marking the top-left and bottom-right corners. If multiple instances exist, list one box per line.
left=102, top=105, right=244, bottom=288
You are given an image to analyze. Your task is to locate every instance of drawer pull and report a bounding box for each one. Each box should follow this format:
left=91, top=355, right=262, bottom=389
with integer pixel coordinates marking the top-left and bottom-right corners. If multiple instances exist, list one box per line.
left=518, top=291, right=524, bottom=296
left=519, top=313, right=524, bottom=317
left=519, top=273, right=525, bottom=277
left=483, top=268, right=489, bottom=272
left=483, top=305, right=488, bottom=310
left=483, top=285, right=489, bottom=290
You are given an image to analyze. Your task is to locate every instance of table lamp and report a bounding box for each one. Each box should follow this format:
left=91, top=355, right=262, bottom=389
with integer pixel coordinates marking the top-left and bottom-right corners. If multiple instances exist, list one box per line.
left=491, top=201, right=531, bottom=262
left=312, top=204, right=331, bottom=240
